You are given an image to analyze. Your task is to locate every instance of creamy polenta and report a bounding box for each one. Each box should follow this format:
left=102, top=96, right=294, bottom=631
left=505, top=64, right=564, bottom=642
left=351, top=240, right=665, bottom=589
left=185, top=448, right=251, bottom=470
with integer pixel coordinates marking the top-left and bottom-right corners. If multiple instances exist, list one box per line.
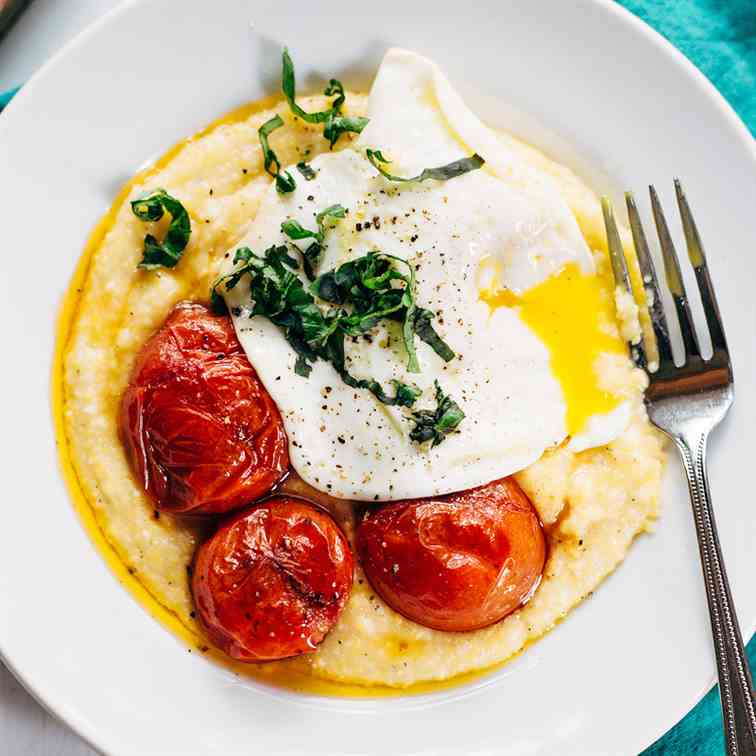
left=58, top=92, right=665, bottom=691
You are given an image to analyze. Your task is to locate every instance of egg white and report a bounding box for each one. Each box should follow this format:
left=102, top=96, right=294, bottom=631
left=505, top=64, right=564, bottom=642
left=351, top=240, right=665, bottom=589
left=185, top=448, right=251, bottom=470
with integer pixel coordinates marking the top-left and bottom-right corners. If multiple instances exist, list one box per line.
left=223, top=48, right=627, bottom=500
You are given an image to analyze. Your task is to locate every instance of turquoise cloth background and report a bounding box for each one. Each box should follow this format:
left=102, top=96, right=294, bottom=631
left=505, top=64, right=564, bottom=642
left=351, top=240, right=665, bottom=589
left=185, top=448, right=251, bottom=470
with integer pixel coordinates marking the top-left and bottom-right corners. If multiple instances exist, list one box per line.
left=0, top=1, right=753, bottom=753
left=617, top=5, right=756, bottom=753
left=620, top=0, right=755, bottom=136
left=0, top=85, right=19, bottom=110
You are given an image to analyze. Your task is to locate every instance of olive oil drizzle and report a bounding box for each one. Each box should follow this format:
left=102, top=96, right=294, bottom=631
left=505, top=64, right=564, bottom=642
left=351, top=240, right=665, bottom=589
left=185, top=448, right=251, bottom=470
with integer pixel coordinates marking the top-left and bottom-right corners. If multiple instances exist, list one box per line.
left=51, top=96, right=520, bottom=698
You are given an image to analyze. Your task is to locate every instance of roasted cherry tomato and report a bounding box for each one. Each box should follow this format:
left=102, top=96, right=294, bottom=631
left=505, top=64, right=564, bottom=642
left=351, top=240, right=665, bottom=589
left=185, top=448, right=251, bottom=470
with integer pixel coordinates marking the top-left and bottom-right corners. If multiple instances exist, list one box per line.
left=192, top=497, right=354, bottom=661
left=357, top=478, right=546, bottom=632
left=120, top=301, right=289, bottom=515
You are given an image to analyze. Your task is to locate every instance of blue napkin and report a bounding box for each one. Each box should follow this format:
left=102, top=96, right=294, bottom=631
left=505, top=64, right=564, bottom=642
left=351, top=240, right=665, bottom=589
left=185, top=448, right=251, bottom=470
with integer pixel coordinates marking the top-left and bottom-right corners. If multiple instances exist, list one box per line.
left=0, top=2, right=753, bottom=753
left=645, top=637, right=756, bottom=754
left=617, top=6, right=755, bottom=753
left=620, top=0, right=755, bottom=136
left=0, top=84, right=19, bottom=110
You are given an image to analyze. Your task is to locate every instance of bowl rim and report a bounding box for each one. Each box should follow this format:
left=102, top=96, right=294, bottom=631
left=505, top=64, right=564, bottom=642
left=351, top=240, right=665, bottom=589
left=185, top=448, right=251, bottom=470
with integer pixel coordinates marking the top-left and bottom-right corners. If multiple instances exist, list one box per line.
left=1, top=1, right=754, bottom=753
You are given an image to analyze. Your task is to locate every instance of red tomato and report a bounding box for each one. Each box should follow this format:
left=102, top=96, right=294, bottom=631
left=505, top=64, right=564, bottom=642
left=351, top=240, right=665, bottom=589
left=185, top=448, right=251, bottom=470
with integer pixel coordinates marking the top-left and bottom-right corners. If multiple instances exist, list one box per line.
left=192, top=497, right=354, bottom=661
left=357, top=478, right=546, bottom=632
left=120, top=301, right=289, bottom=515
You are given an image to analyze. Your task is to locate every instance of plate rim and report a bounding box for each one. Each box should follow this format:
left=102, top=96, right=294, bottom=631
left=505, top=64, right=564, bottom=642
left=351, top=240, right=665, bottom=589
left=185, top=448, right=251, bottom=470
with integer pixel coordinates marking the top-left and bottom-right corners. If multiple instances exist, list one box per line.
left=1, top=0, right=754, bottom=753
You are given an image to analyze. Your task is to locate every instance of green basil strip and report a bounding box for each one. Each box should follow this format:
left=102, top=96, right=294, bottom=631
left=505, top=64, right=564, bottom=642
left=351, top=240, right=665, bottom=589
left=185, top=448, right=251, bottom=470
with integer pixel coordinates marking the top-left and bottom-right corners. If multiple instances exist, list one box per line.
left=282, top=48, right=369, bottom=148
left=130, top=189, right=191, bottom=270
left=296, top=161, right=317, bottom=180
left=211, top=244, right=421, bottom=407
left=323, top=114, right=370, bottom=149
left=412, top=308, right=456, bottom=362
left=316, top=204, right=347, bottom=235
left=259, top=115, right=296, bottom=194
left=282, top=48, right=332, bottom=124
left=212, top=243, right=461, bottom=441
left=310, top=250, right=452, bottom=375
left=281, top=219, right=318, bottom=242
left=281, top=204, right=346, bottom=280
left=366, top=148, right=485, bottom=183
left=409, top=380, right=465, bottom=446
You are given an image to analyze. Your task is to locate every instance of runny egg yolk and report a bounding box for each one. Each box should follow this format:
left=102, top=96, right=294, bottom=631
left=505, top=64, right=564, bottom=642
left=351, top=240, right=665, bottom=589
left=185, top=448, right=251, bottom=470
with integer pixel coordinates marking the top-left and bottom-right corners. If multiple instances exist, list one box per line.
left=479, top=262, right=626, bottom=437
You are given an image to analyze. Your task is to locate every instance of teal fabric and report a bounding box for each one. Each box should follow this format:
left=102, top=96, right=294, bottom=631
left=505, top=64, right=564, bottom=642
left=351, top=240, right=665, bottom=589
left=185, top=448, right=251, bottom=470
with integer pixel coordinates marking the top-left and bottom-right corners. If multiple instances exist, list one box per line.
left=0, top=1, right=753, bottom=753
left=616, top=4, right=756, bottom=753
left=644, top=635, right=756, bottom=755
left=0, top=84, right=19, bottom=111
left=619, top=0, right=756, bottom=135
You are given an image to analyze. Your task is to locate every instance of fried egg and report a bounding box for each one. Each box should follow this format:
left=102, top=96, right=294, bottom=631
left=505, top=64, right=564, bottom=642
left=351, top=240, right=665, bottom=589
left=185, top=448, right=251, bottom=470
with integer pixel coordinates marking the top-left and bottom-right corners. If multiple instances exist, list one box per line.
left=223, top=48, right=631, bottom=500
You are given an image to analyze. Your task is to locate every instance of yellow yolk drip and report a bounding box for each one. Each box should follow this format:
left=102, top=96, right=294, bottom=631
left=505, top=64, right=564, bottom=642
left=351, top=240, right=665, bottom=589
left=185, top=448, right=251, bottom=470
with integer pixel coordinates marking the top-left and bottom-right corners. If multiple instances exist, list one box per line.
left=480, top=262, right=625, bottom=436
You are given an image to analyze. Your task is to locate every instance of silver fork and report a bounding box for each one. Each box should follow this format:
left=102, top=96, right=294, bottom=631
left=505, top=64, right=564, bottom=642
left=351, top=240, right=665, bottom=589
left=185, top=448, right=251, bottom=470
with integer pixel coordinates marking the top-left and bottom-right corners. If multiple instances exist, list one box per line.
left=602, top=182, right=756, bottom=756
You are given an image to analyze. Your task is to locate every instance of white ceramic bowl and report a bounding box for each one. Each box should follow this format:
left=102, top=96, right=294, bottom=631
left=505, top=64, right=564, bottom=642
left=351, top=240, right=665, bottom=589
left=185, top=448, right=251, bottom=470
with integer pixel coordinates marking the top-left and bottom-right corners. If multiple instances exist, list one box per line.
left=1, top=1, right=754, bottom=753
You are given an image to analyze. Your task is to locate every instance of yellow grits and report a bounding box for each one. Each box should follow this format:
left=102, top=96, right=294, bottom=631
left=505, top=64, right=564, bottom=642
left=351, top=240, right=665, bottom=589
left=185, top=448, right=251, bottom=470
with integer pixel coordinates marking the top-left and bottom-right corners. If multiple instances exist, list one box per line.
left=57, top=93, right=665, bottom=691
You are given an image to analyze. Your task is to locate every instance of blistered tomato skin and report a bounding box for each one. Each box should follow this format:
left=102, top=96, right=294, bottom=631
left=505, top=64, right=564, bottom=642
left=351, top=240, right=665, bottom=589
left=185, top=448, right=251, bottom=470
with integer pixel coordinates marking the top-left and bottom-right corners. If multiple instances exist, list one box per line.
left=120, top=301, right=289, bottom=515
left=192, top=497, right=354, bottom=661
left=357, top=477, right=546, bottom=632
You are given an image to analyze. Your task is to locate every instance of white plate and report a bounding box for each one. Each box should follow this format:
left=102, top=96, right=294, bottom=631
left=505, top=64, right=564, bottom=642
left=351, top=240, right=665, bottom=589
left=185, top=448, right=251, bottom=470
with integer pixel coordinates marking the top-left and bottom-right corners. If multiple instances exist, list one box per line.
left=1, top=1, right=754, bottom=753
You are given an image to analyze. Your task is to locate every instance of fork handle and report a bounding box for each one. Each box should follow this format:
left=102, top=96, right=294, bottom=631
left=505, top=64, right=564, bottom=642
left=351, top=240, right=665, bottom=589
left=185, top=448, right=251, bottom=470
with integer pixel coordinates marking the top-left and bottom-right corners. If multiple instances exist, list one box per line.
left=676, top=431, right=756, bottom=756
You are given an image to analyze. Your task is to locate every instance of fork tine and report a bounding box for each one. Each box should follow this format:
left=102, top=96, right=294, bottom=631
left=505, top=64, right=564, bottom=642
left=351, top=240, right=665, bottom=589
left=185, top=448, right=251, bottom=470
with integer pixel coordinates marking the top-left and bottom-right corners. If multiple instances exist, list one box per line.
left=601, top=198, right=647, bottom=369
left=674, top=179, right=729, bottom=356
left=649, top=185, right=701, bottom=361
left=625, top=191, right=673, bottom=369
left=601, top=197, right=632, bottom=292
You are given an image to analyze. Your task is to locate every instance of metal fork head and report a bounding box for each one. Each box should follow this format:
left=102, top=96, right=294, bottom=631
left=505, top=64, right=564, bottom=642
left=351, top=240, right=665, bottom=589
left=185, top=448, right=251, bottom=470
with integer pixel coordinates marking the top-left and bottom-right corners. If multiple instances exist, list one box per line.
left=602, top=181, right=734, bottom=439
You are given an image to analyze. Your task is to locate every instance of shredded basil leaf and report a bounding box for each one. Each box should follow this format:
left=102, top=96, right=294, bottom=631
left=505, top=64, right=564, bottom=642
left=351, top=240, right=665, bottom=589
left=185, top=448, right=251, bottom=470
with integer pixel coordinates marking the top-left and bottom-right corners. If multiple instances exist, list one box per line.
left=281, top=204, right=346, bottom=280
left=411, top=308, right=456, bottom=363
left=409, top=380, right=465, bottom=446
left=259, top=115, right=296, bottom=194
left=323, top=114, right=370, bottom=149
left=280, top=220, right=317, bottom=242
left=212, top=247, right=462, bottom=442
left=282, top=49, right=332, bottom=124
left=309, top=251, right=455, bottom=374
left=296, top=161, right=317, bottom=180
left=212, top=245, right=420, bottom=407
left=322, top=78, right=346, bottom=113
left=130, top=189, right=191, bottom=270
left=366, top=148, right=485, bottom=183
left=281, top=203, right=346, bottom=242
left=318, top=204, right=348, bottom=233
left=281, top=48, right=369, bottom=148
left=210, top=284, right=228, bottom=315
